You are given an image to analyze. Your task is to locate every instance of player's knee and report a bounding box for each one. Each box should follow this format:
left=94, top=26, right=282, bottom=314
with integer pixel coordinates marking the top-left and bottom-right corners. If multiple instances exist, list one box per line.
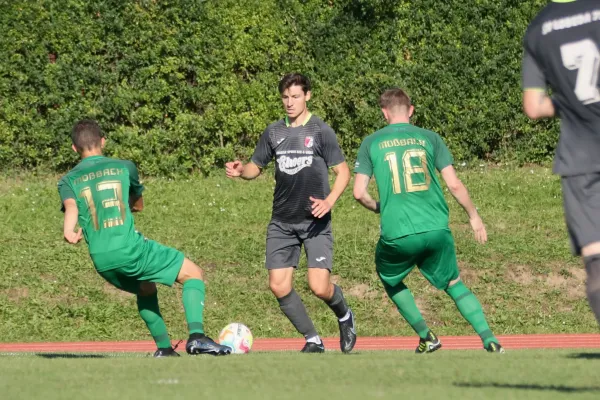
left=269, top=278, right=292, bottom=298
left=176, top=258, right=204, bottom=284
left=309, top=281, right=331, bottom=300
left=447, top=276, right=462, bottom=289
left=138, top=282, right=157, bottom=297
left=585, top=255, right=600, bottom=293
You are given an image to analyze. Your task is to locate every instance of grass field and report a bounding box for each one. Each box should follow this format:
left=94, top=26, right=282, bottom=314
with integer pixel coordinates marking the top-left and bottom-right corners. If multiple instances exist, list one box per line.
left=0, top=166, right=596, bottom=343
left=1, top=350, right=599, bottom=400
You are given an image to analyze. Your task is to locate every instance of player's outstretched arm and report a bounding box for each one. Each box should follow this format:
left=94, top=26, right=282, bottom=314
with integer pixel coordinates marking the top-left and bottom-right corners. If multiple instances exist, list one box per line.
left=225, top=160, right=261, bottom=180
left=523, top=89, right=556, bottom=120
left=62, top=198, right=82, bottom=244
left=440, top=166, right=487, bottom=244
left=352, top=173, right=380, bottom=214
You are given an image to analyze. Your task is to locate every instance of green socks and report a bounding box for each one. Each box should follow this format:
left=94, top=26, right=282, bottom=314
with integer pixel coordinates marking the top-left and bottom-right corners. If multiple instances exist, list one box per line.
left=385, top=282, right=430, bottom=339
left=183, top=279, right=206, bottom=335
left=137, top=292, right=171, bottom=349
left=446, top=281, right=497, bottom=346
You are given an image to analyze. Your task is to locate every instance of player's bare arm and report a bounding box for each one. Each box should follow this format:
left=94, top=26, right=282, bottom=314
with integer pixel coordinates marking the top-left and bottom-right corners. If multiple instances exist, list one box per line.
left=523, top=89, right=556, bottom=120
left=62, top=198, right=82, bottom=244
left=521, top=50, right=555, bottom=120
left=352, top=173, right=380, bottom=214
left=130, top=195, right=144, bottom=212
left=310, top=161, right=350, bottom=218
left=225, top=160, right=261, bottom=180
left=440, top=165, right=487, bottom=244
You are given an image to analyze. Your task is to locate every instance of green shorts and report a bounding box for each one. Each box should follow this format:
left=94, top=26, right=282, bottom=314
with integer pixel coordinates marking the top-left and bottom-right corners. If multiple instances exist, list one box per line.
left=97, top=239, right=185, bottom=294
left=376, top=229, right=459, bottom=290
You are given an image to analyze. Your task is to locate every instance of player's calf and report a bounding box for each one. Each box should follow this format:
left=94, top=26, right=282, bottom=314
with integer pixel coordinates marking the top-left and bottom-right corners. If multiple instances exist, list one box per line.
left=445, top=278, right=502, bottom=351
left=584, top=254, right=600, bottom=325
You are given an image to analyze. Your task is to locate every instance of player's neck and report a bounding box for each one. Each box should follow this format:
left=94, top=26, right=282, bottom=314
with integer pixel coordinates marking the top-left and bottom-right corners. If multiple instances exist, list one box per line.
left=287, top=109, right=310, bottom=127
left=80, top=149, right=103, bottom=159
left=387, top=117, right=410, bottom=125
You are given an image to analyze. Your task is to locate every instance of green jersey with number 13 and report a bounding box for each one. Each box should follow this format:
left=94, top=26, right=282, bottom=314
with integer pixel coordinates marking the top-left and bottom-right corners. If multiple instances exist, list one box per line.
left=354, top=123, right=454, bottom=242
left=58, top=155, right=145, bottom=271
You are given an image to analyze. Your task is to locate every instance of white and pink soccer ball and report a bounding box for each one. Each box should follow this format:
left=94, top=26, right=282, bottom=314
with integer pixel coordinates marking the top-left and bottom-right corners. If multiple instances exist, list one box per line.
left=218, top=323, right=253, bottom=354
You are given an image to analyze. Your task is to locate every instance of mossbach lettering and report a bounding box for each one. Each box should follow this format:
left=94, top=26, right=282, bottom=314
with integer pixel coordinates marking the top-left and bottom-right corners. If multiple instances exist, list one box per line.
left=542, top=11, right=600, bottom=35
left=378, top=138, right=427, bottom=150
left=73, top=168, right=125, bottom=186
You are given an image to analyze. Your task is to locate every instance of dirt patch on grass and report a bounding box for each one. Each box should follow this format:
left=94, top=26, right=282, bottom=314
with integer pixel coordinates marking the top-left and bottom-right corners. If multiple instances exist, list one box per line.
left=506, top=265, right=535, bottom=285
left=330, top=274, right=342, bottom=285
left=3, top=287, right=29, bottom=303
left=459, top=266, right=481, bottom=285
left=347, top=283, right=378, bottom=300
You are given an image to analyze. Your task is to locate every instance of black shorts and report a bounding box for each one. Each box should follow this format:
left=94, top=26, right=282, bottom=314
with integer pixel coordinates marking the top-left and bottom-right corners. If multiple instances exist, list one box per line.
left=265, top=219, right=333, bottom=270
left=562, top=174, right=600, bottom=255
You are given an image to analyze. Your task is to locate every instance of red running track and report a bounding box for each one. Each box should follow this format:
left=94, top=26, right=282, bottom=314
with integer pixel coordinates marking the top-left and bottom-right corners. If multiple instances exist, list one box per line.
left=0, top=334, right=599, bottom=353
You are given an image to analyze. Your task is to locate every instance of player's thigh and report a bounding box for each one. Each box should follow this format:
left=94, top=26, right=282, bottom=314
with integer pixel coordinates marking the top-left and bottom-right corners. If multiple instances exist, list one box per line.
left=302, top=220, right=333, bottom=270
left=97, top=268, right=142, bottom=295
left=375, top=236, right=423, bottom=289
left=418, top=230, right=460, bottom=290
left=561, top=174, right=600, bottom=257
left=265, top=220, right=302, bottom=270
left=135, top=239, right=185, bottom=287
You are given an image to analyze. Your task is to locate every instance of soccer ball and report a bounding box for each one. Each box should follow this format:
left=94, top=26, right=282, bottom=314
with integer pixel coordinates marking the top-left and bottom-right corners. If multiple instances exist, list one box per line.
left=218, top=323, right=253, bottom=354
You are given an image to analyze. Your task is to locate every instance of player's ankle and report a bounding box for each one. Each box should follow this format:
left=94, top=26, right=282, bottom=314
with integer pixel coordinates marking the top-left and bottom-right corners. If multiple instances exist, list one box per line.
left=306, top=335, right=322, bottom=344
left=189, top=332, right=206, bottom=340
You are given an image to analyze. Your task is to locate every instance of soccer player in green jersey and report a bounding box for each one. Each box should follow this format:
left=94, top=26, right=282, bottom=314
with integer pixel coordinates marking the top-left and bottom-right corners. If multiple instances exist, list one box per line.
left=58, top=120, right=232, bottom=357
left=353, top=89, right=504, bottom=353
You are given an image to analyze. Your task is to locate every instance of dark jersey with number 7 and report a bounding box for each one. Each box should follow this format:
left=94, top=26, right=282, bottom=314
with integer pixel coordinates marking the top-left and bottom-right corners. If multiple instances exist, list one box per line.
left=522, top=0, right=600, bottom=176
left=58, top=155, right=145, bottom=271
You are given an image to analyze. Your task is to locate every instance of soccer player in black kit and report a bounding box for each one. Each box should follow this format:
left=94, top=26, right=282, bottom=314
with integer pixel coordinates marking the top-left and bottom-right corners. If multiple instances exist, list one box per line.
left=522, top=0, right=600, bottom=326
left=226, top=73, right=357, bottom=353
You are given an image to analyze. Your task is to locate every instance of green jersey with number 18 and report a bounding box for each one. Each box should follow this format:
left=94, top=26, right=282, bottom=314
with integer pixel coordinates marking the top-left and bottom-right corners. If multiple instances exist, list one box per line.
left=354, top=123, right=454, bottom=242
left=57, top=155, right=145, bottom=271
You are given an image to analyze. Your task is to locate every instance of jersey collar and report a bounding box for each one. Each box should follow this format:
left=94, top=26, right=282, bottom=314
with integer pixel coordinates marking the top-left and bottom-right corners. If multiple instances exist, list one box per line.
left=80, top=155, right=104, bottom=163
left=285, top=112, right=312, bottom=127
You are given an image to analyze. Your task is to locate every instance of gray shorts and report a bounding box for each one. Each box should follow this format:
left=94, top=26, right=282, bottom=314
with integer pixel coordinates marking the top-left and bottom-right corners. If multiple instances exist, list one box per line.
left=562, top=174, right=600, bottom=255
left=265, top=219, right=333, bottom=270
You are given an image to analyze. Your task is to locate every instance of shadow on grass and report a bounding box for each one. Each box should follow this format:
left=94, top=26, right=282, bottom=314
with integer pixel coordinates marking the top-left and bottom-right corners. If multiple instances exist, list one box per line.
left=567, top=352, right=600, bottom=360
left=36, top=353, right=107, bottom=359
left=454, top=382, right=600, bottom=393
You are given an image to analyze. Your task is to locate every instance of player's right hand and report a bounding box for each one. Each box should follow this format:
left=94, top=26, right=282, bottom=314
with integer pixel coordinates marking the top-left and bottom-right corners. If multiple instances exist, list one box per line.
left=64, top=228, right=83, bottom=244
left=469, top=215, right=487, bottom=244
left=225, top=160, right=244, bottom=178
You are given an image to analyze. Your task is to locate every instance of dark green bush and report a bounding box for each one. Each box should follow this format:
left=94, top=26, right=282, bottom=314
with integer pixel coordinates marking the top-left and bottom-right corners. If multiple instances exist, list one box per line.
left=0, top=0, right=556, bottom=175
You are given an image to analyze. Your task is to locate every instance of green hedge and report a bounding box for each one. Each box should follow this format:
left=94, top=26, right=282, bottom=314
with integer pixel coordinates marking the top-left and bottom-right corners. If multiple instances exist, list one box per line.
left=0, top=0, right=558, bottom=176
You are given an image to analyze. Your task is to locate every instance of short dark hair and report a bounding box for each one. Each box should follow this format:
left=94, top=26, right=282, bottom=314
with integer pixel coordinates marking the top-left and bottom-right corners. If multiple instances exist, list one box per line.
left=278, top=73, right=311, bottom=94
left=379, top=88, right=412, bottom=111
left=71, top=119, right=103, bottom=152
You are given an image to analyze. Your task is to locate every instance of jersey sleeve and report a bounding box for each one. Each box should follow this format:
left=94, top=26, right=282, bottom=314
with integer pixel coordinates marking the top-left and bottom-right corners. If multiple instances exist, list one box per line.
left=354, top=137, right=373, bottom=177
left=250, top=127, right=274, bottom=168
left=433, top=135, right=454, bottom=171
left=57, top=176, right=76, bottom=212
left=124, top=161, right=144, bottom=198
left=522, top=49, right=547, bottom=91
left=319, top=124, right=345, bottom=167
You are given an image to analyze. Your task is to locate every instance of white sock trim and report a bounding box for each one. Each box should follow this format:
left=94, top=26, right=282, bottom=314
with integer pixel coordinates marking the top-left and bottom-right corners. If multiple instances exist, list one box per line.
left=306, top=335, right=322, bottom=344
left=338, top=310, right=351, bottom=322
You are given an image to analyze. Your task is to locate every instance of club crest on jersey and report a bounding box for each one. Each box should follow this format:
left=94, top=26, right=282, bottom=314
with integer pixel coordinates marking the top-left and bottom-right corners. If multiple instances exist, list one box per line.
left=304, top=136, right=314, bottom=148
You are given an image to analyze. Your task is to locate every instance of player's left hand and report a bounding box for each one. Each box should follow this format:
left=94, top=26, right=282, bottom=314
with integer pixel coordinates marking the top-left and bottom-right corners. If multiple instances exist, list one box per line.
left=64, top=228, right=83, bottom=244
left=310, top=196, right=333, bottom=218
left=469, top=216, right=487, bottom=244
